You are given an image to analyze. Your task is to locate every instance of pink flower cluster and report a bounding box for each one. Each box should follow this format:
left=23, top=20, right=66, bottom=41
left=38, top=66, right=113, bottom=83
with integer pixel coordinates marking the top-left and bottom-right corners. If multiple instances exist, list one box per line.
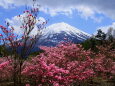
left=0, top=57, right=13, bottom=80
left=22, top=58, right=70, bottom=85
left=0, top=43, right=114, bottom=85
left=21, top=43, right=94, bottom=85
left=22, top=43, right=115, bottom=85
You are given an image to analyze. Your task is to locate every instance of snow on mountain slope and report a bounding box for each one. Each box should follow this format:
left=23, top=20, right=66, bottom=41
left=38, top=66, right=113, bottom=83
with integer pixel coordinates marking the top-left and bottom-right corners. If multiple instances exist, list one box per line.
left=41, top=22, right=90, bottom=39
left=36, top=22, right=91, bottom=47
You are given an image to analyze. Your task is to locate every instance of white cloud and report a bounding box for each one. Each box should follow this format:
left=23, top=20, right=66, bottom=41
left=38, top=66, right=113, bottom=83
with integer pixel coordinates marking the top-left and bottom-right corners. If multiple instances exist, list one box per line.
left=76, top=6, right=94, bottom=19
left=0, top=0, right=115, bottom=21
left=37, top=17, right=46, bottom=24
left=96, top=22, right=115, bottom=35
left=6, top=13, right=46, bottom=36
left=30, top=17, right=46, bottom=36
left=6, top=15, right=23, bottom=35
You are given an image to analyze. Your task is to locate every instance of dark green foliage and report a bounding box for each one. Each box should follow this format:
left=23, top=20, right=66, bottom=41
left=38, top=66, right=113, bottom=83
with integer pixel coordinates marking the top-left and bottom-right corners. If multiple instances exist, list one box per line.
left=95, top=29, right=106, bottom=40
left=29, top=50, right=44, bottom=57
left=0, top=45, right=10, bottom=57
left=82, top=37, right=98, bottom=51
left=82, top=37, right=105, bottom=52
left=82, top=29, right=115, bottom=52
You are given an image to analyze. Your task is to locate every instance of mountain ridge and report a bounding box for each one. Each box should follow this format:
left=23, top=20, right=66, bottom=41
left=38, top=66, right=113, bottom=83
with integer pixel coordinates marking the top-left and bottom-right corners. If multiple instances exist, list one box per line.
left=35, top=22, right=91, bottom=48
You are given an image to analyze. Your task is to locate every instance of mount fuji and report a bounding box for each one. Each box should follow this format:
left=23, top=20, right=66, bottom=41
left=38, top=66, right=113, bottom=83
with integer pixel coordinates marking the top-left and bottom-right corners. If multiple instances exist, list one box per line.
left=35, top=22, right=91, bottom=47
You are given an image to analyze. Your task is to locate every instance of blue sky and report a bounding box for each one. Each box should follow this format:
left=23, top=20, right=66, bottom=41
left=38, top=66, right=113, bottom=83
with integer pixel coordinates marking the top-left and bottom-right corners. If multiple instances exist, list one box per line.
left=0, top=0, right=115, bottom=35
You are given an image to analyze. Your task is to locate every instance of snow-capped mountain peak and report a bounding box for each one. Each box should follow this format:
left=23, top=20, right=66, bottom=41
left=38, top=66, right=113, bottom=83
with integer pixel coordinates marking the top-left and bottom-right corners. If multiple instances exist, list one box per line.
left=34, top=22, right=91, bottom=50
left=45, top=22, right=84, bottom=34
left=42, top=22, right=91, bottom=39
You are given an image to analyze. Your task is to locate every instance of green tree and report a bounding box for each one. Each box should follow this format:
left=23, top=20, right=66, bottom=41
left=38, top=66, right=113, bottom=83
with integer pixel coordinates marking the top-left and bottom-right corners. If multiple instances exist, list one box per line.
left=82, top=29, right=115, bottom=52
left=95, top=29, right=106, bottom=40
left=0, top=45, right=10, bottom=57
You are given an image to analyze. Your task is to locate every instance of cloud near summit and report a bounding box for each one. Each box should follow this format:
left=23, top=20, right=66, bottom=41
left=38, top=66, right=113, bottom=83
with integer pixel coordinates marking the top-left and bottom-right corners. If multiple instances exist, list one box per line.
left=0, top=0, right=115, bottom=20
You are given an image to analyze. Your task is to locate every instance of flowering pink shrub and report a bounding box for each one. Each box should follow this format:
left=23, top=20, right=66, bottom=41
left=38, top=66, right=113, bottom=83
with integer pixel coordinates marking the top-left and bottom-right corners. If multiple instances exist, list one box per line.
left=22, top=43, right=96, bottom=85
left=0, top=42, right=114, bottom=85
left=93, top=47, right=115, bottom=79
left=22, top=58, right=70, bottom=85
left=0, top=57, right=13, bottom=81
left=0, top=1, right=46, bottom=85
left=111, top=62, right=115, bottom=74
